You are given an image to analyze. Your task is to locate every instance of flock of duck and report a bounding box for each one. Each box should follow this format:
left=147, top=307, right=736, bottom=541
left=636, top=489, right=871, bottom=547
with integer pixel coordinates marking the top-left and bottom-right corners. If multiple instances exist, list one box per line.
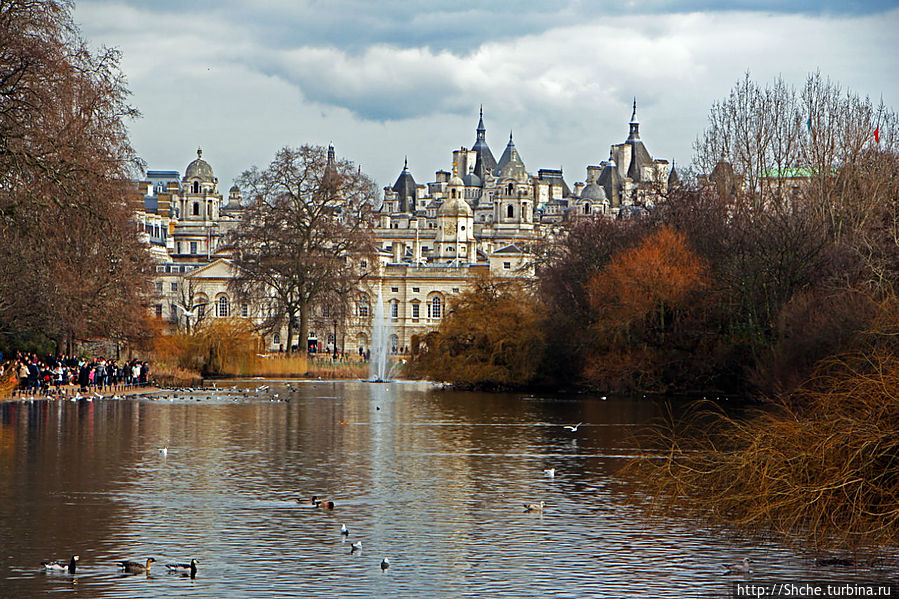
left=41, top=555, right=199, bottom=578
left=296, top=495, right=390, bottom=572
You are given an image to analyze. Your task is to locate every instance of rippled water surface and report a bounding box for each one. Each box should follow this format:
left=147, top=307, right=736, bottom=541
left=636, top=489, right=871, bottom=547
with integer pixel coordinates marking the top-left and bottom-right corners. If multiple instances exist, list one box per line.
left=1, top=381, right=893, bottom=598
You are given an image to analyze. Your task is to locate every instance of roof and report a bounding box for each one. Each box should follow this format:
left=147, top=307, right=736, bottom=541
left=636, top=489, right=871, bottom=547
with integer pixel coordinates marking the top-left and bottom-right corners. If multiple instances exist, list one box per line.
left=472, top=107, right=497, bottom=180
left=391, top=158, right=418, bottom=212
left=493, top=243, right=526, bottom=255
left=184, top=148, right=215, bottom=182
left=626, top=140, right=654, bottom=182
left=581, top=182, right=607, bottom=202
left=438, top=196, right=472, bottom=217
left=496, top=133, right=528, bottom=181
left=761, top=167, right=817, bottom=178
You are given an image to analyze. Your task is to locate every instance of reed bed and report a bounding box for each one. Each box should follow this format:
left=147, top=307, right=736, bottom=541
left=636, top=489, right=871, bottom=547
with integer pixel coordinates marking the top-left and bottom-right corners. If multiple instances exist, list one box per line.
left=633, top=301, right=899, bottom=549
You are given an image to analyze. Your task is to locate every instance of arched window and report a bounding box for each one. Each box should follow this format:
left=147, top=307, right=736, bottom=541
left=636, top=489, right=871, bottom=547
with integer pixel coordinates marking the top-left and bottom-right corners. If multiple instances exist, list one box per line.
left=507, top=204, right=514, bottom=219
left=192, top=181, right=199, bottom=193
left=428, top=296, right=442, bottom=319
left=358, top=299, right=369, bottom=317
left=507, top=183, right=514, bottom=194
left=584, top=203, right=591, bottom=215
left=192, top=202, right=199, bottom=216
left=217, top=296, right=229, bottom=317
left=390, top=300, right=398, bottom=319
left=273, top=332, right=281, bottom=345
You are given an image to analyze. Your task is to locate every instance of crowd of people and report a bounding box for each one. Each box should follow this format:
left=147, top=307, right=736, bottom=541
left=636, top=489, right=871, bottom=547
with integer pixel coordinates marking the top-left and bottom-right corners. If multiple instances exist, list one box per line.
left=3, top=352, right=152, bottom=397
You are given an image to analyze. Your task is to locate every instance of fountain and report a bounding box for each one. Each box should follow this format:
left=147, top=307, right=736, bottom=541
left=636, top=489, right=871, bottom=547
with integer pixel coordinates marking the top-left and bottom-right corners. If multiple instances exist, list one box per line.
left=369, top=289, right=392, bottom=382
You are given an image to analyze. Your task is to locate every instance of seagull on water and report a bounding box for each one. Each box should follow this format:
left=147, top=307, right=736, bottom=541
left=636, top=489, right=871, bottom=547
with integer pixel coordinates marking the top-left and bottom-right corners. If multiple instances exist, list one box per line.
left=523, top=501, right=545, bottom=512
left=340, top=524, right=349, bottom=537
left=563, top=423, right=582, bottom=432
left=158, top=446, right=168, bottom=456
left=350, top=541, right=363, bottom=553
left=380, top=557, right=390, bottom=571
left=543, top=468, right=556, bottom=478
left=723, top=558, right=752, bottom=574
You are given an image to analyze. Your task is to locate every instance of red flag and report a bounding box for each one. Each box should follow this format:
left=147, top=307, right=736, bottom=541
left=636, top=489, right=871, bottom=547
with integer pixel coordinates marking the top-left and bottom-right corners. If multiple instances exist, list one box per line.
left=875, top=127, right=880, bottom=143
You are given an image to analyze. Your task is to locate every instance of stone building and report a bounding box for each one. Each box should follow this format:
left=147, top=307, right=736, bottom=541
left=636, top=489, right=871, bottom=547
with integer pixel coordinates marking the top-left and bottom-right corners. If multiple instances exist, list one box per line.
left=135, top=103, right=671, bottom=355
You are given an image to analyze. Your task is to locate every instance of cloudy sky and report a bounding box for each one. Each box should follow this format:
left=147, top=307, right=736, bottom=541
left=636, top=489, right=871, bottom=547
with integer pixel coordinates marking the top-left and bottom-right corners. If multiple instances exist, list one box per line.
left=74, top=1, right=898, bottom=192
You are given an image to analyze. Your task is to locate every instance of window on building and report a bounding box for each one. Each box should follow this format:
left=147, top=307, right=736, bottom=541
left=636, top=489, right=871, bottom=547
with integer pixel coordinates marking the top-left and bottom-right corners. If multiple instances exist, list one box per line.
left=273, top=332, right=281, bottom=345
left=390, top=301, right=398, bottom=318
left=412, top=287, right=420, bottom=293
left=584, top=203, right=591, bottom=215
left=154, top=304, right=163, bottom=317
left=321, top=305, right=330, bottom=318
left=165, top=265, right=171, bottom=273
left=391, top=287, right=399, bottom=293
left=217, top=296, right=229, bottom=318
left=197, top=304, right=205, bottom=319
left=176, top=242, right=182, bottom=254
left=360, top=260, right=367, bottom=269
left=452, top=288, right=459, bottom=294
left=171, top=282, right=178, bottom=292
left=428, top=296, right=442, bottom=319
left=504, top=261, right=511, bottom=269
left=192, top=181, right=199, bottom=194
left=411, top=303, right=419, bottom=319
left=358, top=302, right=369, bottom=317
left=190, top=241, right=197, bottom=254
left=155, top=281, right=163, bottom=293
left=507, top=204, right=514, bottom=219
left=241, top=304, right=249, bottom=317
left=192, top=202, right=199, bottom=216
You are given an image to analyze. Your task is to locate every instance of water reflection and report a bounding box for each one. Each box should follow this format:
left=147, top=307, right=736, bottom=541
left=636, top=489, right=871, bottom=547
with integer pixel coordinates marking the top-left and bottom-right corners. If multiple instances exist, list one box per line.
left=0, top=382, right=893, bottom=598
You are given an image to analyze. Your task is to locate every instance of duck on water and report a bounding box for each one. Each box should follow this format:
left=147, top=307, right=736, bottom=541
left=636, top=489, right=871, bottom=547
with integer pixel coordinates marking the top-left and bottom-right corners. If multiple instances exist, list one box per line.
left=166, top=558, right=199, bottom=578
left=42, top=555, right=78, bottom=574
left=118, top=557, right=156, bottom=573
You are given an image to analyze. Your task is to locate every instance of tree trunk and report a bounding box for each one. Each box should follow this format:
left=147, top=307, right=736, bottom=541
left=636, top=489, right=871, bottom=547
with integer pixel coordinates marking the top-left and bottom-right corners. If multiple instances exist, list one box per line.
left=299, top=303, right=310, bottom=354
left=285, top=308, right=295, bottom=354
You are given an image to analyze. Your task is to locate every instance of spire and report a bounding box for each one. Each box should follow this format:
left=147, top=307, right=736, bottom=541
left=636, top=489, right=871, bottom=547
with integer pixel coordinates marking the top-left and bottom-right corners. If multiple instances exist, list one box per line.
left=509, top=131, right=514, bottom=143
left=403, top=156, right=408, bottom=171
left=327, top=143, right=335, bottom=164
left=627, top=98, right=641, bottom=141
left=476, top=105, right=486, bottom=140
left=197, top=147, right=203, bottom=159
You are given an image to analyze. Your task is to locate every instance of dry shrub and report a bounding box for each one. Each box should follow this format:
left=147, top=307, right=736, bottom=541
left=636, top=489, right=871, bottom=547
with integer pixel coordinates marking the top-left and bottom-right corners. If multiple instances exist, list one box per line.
left=751, top=288, right=877, bottom=396
left=635, top=295, right=899, bottom=548
left=0, top=367, right=18, bottom=400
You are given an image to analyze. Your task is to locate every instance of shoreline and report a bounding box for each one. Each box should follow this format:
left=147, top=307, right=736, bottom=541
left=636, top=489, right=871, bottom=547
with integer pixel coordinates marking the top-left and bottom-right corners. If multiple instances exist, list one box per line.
left=1, top=385, right=163, bottom=403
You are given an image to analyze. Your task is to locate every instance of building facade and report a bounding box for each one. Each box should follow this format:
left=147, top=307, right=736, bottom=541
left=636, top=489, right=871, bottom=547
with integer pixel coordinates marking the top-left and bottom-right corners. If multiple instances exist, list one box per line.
left=135, top=103, right=671, bottom=354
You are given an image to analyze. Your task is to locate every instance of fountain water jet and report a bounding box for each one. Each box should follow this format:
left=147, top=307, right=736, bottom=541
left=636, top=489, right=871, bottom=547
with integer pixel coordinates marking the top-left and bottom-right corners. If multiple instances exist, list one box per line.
left=369, top=289, right=392, bottom=382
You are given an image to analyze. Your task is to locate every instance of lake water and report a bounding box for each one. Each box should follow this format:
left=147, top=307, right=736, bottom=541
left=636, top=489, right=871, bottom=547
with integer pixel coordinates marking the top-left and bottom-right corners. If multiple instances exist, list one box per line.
left=0, top=381, right=893, bottom=598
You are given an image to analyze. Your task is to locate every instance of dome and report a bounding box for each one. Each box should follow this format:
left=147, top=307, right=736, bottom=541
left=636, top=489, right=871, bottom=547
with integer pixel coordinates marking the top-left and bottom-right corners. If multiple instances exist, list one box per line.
left=462, top=172, right=481, bottom=187
left=449, top=172, right=465, bottom=187
left=229, top=184, right=240, bottom=193
left=581, top=182, right=607, bottom=202
left=438, top=196, right=472, bottom=217
left=185, top=148, right=215, bottom=182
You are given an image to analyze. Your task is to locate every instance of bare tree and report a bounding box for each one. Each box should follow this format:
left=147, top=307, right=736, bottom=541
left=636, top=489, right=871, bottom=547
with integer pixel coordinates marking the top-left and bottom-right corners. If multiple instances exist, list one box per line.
left=0, top=0, right=152, bottom=354
left=693, top=71, right=896, bottom=204
left=227, top=145, right=377, bottom=353
left=170, top=277, right=208, bottom=334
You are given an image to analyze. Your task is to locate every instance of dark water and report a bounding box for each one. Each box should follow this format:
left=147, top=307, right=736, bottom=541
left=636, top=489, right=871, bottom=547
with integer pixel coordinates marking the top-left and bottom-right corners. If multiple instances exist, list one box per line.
left=0, top=381, right=893, bottom=598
